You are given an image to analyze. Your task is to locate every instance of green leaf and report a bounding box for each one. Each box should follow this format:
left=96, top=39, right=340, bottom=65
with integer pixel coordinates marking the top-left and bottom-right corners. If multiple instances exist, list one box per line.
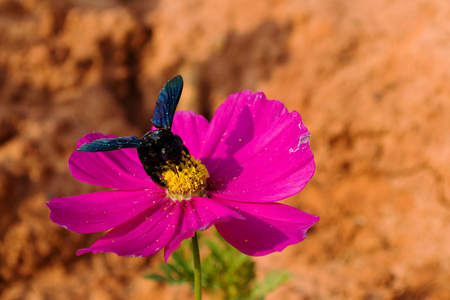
left=144, top=229, right=292, bottom=299
left=143, top=274, right=168, bottom=282
left=251, top=270, right=293, bottom=298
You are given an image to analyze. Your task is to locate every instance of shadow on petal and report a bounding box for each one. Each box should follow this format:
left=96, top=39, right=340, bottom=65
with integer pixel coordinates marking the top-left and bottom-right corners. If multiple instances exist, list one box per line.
left=215, top=210, right=289, bottom=256
left=205, top=106, right=255, bottom=192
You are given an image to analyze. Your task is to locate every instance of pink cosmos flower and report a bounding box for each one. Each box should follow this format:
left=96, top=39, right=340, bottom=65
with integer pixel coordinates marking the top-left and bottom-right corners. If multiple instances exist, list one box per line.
left=47, top=90, right=319, bottom=262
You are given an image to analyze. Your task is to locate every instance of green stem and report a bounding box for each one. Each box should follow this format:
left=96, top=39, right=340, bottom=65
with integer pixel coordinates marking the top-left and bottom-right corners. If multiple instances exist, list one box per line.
left=192, top=231, right=202, bottom=300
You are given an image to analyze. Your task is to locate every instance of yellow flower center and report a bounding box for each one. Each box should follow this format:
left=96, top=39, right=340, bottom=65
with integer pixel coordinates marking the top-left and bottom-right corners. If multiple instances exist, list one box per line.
left=161, top=153, right=209, bottom=201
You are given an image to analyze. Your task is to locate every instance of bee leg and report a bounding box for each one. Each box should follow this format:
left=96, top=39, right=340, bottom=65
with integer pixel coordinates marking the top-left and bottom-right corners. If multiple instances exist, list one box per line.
left=182, top=145, right=190, bottom=156
left=150, top=172, right=167, bottom=188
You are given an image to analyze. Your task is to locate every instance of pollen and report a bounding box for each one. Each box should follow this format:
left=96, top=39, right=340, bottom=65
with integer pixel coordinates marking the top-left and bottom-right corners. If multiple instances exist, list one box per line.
left=161, top=153, right=209, bottom=201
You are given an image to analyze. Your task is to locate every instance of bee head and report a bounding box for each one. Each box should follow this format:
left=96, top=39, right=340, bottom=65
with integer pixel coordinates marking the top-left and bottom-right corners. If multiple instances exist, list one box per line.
left=161, top=135, right=183, bottom=162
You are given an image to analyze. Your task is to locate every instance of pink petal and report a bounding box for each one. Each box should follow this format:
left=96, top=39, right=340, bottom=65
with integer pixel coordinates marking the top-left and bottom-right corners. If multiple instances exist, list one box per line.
left=47, top=189, right=166, bottom=233
left=163, top=197, right=243, bottom=262
left=77, top=199, right=179, bottom=257
left=70, top=133, right=156, bottom=190
left=171, top=111, right=210, bottom=159
left=214, top=198, right=319, bottom=256
left=201, top=91, right=315, bottom=202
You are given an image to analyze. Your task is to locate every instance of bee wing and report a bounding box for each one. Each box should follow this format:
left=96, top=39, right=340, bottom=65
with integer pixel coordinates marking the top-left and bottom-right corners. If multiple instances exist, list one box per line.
left=151, top=75, right=183, bottom=129
left=77, top=136, right=143, bottom=152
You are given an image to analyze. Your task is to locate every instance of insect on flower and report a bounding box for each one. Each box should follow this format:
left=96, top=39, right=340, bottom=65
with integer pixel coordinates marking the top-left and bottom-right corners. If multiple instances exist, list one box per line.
left=47, top=75, right=319, bottom=261
left=77, top=75, right=193, bottom=188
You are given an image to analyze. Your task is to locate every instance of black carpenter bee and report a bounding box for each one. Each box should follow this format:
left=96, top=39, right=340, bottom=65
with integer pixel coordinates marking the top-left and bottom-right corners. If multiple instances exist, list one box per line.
left=77, top=75, right=189, bottom=187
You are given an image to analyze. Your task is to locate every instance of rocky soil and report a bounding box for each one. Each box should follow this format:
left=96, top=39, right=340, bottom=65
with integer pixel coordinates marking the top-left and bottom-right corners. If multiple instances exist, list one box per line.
left=0, top=0, right=449, bottom=299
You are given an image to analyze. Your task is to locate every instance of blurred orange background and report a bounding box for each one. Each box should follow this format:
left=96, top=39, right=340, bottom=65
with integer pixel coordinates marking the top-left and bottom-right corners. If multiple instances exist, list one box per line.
left=1, top=0, right=449, bottom=299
